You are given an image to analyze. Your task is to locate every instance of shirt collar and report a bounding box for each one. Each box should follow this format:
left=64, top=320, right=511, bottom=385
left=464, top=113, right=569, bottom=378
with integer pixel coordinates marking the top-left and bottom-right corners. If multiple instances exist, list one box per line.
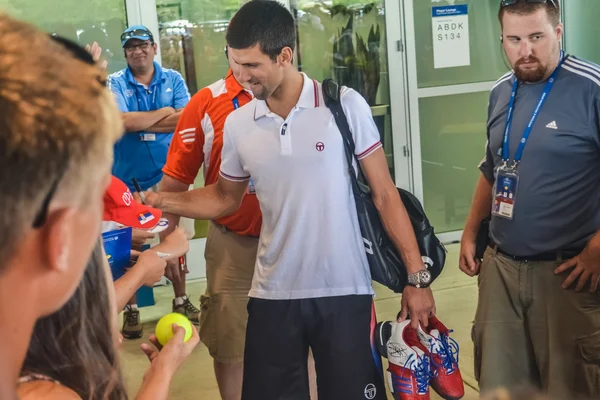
left=254, top=72, right=320, bottom=120
left=224, top=70, right=245, bottom=98
left=125, top=61, right=165, bottom=87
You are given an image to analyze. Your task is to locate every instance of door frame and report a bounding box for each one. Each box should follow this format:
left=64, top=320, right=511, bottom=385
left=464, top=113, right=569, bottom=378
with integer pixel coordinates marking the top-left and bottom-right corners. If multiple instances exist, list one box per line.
left=384, top=0, right=413, bottom=191
left=127, top=0, right=162, bottom=65
left=401, top=0, right=568, bottom=243
left=402, top=0, right=498, bottom=243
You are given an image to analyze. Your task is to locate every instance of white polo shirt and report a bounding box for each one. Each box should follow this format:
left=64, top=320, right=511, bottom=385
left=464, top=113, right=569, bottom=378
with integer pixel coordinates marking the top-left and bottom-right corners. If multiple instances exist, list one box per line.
left=220, top=73, right=382, bottom=300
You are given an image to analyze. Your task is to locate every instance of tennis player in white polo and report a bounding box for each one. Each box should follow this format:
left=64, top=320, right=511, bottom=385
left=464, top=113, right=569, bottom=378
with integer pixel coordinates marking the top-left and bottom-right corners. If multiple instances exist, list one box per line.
left=144, top=2, right=436, bottom=399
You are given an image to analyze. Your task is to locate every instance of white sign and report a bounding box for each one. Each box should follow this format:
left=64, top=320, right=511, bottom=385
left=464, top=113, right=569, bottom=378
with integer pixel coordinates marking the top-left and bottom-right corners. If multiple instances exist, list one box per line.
left=432, top=5, right=470, bottom=69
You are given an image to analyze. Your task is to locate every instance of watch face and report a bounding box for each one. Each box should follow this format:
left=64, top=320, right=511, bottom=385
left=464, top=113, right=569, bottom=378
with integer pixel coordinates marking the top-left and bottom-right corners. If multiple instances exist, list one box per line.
left=420, top=270, right=432, bottom=283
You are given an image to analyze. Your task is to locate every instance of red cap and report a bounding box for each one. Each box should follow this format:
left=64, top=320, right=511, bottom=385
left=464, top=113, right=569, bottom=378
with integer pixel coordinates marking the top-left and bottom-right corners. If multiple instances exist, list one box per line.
left=103, top=176, right=162, bottom=230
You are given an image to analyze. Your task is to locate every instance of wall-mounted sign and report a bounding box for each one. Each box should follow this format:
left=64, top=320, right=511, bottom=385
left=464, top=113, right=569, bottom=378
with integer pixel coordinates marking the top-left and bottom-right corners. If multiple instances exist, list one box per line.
left=432, top=5, right=470, bottom=69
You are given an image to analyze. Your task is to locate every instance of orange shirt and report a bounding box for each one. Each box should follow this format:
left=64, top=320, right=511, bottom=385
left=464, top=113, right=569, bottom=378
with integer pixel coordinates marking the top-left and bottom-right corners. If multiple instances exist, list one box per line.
left=163, top=72, right=261, bottom=237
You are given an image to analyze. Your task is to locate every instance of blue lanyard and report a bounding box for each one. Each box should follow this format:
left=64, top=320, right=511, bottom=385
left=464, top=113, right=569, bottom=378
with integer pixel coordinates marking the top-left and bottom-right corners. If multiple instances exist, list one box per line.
left=232, top=97, right=239, bottom=110
left=502, top=52, right=566, bottom=166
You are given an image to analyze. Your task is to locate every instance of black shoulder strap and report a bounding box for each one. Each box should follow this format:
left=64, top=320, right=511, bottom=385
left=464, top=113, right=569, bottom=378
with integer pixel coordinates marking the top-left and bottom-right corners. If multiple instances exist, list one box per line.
left=322, top=78, right=356, bottom=170
left=321, top=78, right=368, bottom=194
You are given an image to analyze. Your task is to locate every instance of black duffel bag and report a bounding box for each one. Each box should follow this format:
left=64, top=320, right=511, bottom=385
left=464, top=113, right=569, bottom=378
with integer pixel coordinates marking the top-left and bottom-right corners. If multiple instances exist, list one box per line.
left=322, top=78, right=447, bottom=293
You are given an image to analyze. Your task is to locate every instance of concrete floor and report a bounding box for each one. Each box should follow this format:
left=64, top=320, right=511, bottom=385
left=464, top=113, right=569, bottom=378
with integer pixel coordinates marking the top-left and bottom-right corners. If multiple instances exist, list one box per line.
left=119, top=244, right=481, bottom=399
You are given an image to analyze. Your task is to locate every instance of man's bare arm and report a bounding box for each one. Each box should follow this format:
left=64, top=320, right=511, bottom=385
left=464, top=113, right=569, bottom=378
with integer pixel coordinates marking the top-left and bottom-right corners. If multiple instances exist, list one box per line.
left=113, top=264, right=148, bottom=312
left=122, top=107, right=175, bottom=132
left=146, top=176, right=248, bottom=221
left=360, top=148, right=423, bottom=273
left=459, top=174, right=493, bottom=277
left=113, top=231, right=189, bottom=311
left=462, top=174, right=493, bottom=242
left=147, top=110, right=184, bottom=133
left=360, top=147, right=436, bottom=329
left=158, top=174, right=190, bottom=242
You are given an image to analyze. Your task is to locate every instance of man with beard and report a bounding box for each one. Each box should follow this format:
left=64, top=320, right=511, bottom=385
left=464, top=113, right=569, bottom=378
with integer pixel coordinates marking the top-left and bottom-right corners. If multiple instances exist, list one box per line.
left=459, top=0, right=600, bottom=398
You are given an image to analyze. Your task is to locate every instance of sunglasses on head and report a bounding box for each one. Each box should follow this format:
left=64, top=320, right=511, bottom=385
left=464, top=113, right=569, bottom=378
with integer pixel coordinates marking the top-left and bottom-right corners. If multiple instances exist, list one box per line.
left=50, top=34, right=95, bottom=65
left=120, top=28, right=154, bottom=43
left=501, top=0, right=557, bottom=7
left=31, top=35, right=104, bottom=229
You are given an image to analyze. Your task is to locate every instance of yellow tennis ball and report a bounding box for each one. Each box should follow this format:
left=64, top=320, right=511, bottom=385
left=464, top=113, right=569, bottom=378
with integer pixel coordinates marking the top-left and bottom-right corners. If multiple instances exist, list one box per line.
left=155, top=313, right=193, bottom=346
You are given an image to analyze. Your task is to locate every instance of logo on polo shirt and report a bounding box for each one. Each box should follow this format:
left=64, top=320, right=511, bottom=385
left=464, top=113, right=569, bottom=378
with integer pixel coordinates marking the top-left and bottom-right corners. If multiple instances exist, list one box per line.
left=364, top=383, right=377, bottom=399
left=125, top=89, right=134, bottom=97
left=546, top=120, right=558, bottom=130
left=316, top=142, right=325, bottom=152
left=166, top=88, right=172, bottom=93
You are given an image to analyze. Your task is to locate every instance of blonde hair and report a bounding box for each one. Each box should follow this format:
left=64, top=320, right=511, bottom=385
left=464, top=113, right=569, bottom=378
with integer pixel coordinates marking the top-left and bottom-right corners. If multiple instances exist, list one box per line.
left=0, top=14, right=123, bottom=266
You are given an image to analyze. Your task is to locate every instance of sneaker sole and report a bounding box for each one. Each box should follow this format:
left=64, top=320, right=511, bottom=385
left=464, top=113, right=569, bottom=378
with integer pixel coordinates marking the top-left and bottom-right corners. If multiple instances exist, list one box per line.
left=374, top=321, right=391, bottom=359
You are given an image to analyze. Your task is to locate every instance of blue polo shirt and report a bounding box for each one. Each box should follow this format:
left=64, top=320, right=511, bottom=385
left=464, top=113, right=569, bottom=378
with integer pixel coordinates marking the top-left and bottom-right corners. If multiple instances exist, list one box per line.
left=108, top=61, right=190, bottom=190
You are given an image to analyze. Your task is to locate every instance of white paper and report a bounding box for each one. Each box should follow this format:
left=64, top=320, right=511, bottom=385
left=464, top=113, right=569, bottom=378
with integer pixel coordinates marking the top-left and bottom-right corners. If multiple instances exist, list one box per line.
left=432, top=5, right=470, bottom=69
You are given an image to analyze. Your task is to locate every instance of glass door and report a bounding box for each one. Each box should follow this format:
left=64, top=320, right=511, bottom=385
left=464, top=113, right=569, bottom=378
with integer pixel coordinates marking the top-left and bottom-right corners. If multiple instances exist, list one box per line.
left=290, top=0, right=411, bottom=190
left=563, top=0, right=600, bottom=64
left=0, top=0, right=128, bottom=74
left=151, top=0, right=247, bottom=240
left=152, top=0, right=410, bottom=193
left=403, top=0, right=509, bottom=239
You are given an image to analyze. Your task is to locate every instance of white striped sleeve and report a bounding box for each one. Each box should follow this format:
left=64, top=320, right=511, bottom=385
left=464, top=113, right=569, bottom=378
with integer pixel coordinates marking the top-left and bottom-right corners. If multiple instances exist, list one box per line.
left=340, top=87, right=382, bottom=160
left=219, top=118, right=250, bottom=182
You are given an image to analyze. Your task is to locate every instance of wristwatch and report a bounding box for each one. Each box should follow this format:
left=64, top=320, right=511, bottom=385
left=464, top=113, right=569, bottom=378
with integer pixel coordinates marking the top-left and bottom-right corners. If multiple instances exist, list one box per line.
left=406, top=269, right=432, bottom=288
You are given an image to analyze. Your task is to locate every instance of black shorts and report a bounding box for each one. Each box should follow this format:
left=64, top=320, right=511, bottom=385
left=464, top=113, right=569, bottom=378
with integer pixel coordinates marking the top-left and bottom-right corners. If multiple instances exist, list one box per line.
left=242, top=295, right=386, bottom=400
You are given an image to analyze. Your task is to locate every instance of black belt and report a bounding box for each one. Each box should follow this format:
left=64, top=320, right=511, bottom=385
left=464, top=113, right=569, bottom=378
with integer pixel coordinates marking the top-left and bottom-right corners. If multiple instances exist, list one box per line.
left=489, top=242, right=582, bottom=262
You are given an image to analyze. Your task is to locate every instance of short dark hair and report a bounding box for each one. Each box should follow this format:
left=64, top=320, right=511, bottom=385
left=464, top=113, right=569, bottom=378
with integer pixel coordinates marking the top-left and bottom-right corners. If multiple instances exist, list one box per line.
left=226, top=0, right=295, bottom=61
left=498, top=0, right=561, bottom=27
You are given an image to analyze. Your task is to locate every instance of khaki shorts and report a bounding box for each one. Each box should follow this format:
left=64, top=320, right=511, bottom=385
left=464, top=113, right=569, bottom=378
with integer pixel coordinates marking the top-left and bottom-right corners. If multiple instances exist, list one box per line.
left=199, top=222, right=258, bottom=364
left=473, top=246, right=600, bottom=399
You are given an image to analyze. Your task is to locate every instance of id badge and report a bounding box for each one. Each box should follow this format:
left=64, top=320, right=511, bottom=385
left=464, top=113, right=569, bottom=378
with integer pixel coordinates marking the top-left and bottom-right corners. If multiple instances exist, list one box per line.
left=492, top=167, right=519, bottom=220
left=142, top=133, right=156, bottom=141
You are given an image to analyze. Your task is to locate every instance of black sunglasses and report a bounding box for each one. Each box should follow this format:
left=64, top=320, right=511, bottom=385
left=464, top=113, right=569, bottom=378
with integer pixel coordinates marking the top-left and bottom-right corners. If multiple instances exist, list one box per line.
left=31, top=35, right=100, bottom=229
left=501, top=0, right=557, bottom=7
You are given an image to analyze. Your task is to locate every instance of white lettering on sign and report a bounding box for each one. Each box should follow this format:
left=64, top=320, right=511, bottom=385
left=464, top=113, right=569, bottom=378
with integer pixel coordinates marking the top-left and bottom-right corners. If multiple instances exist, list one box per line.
left=432, top=5, right=470, bottom=69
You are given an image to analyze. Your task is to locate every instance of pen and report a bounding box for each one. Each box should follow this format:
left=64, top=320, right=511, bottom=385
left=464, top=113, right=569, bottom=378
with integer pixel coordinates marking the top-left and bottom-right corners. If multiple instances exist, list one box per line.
left=131, top=178, right=146, bottom=204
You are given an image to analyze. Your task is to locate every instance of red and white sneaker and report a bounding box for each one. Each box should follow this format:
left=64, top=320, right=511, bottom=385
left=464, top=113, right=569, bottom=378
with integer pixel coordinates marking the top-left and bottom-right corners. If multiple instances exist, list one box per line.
left=375, top=320, right=432, bottom=400
left=417, top=316, right=464, bottom=400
